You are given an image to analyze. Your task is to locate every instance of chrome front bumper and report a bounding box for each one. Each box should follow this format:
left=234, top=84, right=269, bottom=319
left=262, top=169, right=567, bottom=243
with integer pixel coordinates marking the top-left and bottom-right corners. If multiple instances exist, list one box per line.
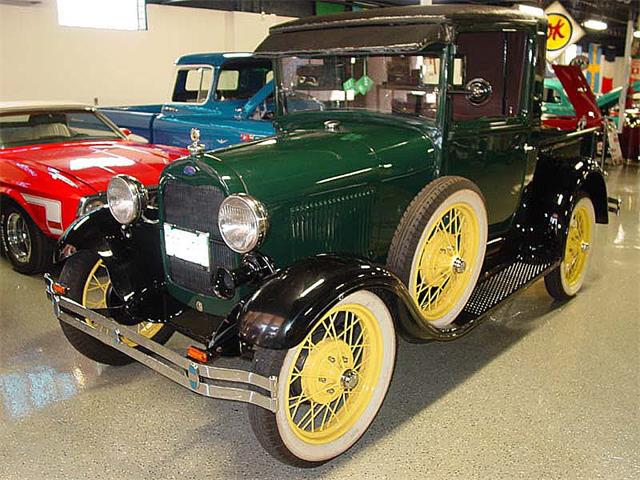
left=44, top=274, right=277, bottom=412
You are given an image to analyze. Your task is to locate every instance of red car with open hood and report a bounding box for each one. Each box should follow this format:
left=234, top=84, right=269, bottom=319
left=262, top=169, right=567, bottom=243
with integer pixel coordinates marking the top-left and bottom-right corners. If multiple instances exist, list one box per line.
left=0, top=102, right=187, bottom=273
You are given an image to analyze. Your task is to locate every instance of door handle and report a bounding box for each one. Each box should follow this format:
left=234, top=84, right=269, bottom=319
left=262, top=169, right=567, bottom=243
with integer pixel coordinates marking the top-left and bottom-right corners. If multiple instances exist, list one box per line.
left=164, top=106, right=178, bottom=113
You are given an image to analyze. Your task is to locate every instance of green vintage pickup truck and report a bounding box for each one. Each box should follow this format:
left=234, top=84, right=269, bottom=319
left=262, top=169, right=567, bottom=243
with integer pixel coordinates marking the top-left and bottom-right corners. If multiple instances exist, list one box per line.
left=46, top=5, right=614, bottom=467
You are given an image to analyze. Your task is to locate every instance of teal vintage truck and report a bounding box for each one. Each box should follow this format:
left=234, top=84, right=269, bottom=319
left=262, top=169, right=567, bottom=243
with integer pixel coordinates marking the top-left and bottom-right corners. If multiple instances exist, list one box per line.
left=46, top=5, right=614, bottom=467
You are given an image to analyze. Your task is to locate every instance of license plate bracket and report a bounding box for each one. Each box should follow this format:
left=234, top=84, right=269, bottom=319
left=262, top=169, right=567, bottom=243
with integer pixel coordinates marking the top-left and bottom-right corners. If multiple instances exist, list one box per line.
left=163, top=223, right=210, bottom=270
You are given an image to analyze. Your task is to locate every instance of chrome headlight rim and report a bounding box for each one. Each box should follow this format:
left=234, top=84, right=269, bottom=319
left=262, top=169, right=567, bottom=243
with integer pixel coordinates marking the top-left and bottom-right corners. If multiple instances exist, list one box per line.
left=218, top=194, right=268, bottom=254
left=107, top=174, right=148, bottom=225
left=76, top=193, right=106, bottom=217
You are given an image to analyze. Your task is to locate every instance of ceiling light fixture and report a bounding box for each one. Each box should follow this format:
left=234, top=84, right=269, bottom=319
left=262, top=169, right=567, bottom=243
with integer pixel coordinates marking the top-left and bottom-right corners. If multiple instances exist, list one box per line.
left=517, top=4, right=544, bottom=16
left=583, top=19, right=608, bottom=31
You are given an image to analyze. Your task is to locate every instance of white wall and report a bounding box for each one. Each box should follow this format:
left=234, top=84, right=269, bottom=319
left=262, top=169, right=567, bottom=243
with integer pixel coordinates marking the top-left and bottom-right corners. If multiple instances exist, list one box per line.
left=0, top=1, right=294, bottom=106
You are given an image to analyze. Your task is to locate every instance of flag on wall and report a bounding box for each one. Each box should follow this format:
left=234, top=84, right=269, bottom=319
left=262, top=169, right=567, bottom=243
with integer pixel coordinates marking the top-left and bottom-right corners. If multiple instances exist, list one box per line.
left=586, top=44, right=602, bottom=93
left=545, top=1, right=585, bottom=61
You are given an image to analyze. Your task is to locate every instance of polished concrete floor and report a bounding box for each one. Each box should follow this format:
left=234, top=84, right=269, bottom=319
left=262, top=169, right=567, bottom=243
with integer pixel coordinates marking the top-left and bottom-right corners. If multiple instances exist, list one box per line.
left=0, top=166, right=638, bottom=480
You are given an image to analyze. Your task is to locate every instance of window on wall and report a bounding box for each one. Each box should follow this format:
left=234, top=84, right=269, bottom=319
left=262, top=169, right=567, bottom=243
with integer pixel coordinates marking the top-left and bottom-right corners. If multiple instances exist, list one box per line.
left=57, top=0, right=147, bottom=31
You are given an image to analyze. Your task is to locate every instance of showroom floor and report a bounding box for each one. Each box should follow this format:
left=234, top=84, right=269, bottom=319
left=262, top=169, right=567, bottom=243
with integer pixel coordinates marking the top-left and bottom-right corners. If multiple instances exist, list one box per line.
left=0, top=166, right=638, bottom=480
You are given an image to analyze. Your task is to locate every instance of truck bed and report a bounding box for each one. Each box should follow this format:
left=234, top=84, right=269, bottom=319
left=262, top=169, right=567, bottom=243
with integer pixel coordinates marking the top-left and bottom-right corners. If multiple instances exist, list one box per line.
left=101, top=105, right=164, bottom=141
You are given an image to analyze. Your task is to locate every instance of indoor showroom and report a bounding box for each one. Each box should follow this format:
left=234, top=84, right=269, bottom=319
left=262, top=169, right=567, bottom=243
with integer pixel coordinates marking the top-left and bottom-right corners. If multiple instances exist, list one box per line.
left=0, top=0, right=638, bottom=478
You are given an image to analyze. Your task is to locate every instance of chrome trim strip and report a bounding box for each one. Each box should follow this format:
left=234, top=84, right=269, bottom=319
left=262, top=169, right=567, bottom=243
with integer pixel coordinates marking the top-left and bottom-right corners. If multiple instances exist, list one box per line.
left=44, top=275, right=277, bottom=412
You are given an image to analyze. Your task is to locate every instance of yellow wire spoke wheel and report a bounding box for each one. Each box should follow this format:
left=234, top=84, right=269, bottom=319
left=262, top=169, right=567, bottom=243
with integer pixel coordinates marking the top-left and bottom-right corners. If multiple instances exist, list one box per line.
left=562, top=205, right=592, bottom=286
left=82, top=259, right=164, bottom=347
left=284, top=303, right=382, bottom=444
left=558, top=197, right=595, bottom=296
left=253, top=290, right=396, bottom=465
left=411, top=202, right=480, bottom=321
left=388, top=178, right=488, bottom=330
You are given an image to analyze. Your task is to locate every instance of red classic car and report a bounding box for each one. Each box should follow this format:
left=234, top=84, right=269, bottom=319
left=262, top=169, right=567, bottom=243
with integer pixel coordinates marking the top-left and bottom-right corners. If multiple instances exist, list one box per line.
left=0, top=102, right=187, bottom=273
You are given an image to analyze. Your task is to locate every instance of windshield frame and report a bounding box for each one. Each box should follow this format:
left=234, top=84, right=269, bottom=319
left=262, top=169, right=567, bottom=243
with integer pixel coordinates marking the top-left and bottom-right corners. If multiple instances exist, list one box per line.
left=274, top=46, right=448, bottom=125
left=0, top=108, right=126, bottom=149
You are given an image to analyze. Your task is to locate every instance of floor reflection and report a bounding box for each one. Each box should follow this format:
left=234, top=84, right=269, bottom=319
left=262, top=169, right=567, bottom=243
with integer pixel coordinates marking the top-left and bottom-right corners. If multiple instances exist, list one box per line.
left=0, top=353, right=101, bottom=420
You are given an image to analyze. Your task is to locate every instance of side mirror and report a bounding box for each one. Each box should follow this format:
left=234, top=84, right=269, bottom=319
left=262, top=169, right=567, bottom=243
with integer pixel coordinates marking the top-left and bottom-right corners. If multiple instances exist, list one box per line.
left=449, top=77, right=493, bottom=106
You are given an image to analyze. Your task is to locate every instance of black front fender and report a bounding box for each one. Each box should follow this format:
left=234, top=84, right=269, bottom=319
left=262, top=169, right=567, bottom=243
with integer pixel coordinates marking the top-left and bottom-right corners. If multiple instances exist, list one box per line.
left=237, top=255, right=447, bottom=350
left=54, top=207, right=179, bottom=322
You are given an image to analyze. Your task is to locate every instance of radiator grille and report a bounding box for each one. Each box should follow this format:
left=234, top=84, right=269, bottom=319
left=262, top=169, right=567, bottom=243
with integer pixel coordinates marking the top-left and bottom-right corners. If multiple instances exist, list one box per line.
left=162, top=180, right=237, bottom=296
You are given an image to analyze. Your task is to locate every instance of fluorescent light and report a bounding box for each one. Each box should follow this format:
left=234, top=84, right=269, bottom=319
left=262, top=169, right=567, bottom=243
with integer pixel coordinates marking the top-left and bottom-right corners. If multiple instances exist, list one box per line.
left=518, top=4, right=544, bottom=16
left=223, top=53, right=254, bottom=58
left=583, top=19, right=608, bottom=31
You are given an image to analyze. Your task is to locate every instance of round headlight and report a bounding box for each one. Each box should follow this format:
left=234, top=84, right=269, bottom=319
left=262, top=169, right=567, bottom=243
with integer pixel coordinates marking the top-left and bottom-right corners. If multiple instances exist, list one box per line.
left=218, top=195, right=268, bottom=253
left=107, top=175, right=147, bottom=225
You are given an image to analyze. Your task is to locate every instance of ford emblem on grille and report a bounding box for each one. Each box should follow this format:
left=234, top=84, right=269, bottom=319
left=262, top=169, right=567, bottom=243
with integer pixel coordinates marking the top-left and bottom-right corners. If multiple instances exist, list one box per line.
left=183, top=165, right=197, bottom=176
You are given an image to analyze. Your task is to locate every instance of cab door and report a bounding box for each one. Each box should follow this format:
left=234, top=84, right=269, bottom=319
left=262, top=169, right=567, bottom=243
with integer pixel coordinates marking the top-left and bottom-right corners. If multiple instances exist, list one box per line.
left=444, top=30, right=532, bottom=235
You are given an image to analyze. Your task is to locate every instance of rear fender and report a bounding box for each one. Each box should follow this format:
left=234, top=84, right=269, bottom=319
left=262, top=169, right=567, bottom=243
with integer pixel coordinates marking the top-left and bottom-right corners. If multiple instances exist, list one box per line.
left=519, top=153, right=608, bottom=257
left=237, top=255, right=441, bottom=349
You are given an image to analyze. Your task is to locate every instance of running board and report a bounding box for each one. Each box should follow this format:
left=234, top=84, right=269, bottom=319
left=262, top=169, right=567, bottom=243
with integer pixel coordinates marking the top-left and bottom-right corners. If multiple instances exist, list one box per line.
left=454, top=259, right=557, bottom=325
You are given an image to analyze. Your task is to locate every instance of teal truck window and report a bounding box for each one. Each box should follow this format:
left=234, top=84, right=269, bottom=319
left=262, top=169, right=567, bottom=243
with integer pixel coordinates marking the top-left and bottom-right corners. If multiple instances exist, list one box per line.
left=279, top=54, right=441, bottom=120
left=216, top=63, right=273, bottom=101
left=172, top=66, right=213, bottom=103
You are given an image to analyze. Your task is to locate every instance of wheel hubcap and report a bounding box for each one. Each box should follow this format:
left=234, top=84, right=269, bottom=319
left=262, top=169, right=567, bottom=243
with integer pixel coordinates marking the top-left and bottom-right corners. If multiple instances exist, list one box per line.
left=451, top=256, right=467, bottom=274
left=340, top=369, right=359, bottom=390
left=6, top=212, right=31, bottom=263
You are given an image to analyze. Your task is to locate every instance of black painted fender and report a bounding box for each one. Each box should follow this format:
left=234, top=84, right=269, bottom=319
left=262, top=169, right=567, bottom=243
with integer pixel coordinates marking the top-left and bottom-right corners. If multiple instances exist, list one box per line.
left=517, top=154, right=608, bottom=259
left=237, top=255, right=465, bottom=350
left=54, top=207, right=180, bottom=322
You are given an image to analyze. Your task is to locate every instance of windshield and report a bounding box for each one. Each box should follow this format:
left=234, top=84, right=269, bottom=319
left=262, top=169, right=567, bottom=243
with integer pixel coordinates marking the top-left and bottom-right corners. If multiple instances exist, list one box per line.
left=0, top=110, right=121, bottom=149
left=277, top=54, right=442, bottom=121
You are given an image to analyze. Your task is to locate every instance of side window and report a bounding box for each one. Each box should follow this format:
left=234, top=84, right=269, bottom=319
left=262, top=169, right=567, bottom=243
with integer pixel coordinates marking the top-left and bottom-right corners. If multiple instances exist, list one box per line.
left=171, top=67, right=212, bottom=103
left=453, top=31, right=527, bottom=121
left=217, top=70, right=239, bottom=91
left=216, top=66, right=273, bottom=100
left=544, top=87, right=562, bottom=103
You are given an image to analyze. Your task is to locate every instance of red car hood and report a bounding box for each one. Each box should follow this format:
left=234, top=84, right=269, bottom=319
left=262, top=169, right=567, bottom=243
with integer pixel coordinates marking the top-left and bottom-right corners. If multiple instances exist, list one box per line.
left=552, top=64, right=602, bottom=128
left=2, top=140, right=184, bottom=192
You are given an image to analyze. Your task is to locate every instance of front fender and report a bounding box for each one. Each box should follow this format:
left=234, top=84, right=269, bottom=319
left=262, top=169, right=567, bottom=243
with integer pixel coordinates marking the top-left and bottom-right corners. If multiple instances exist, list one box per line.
left=237, top=255, right=443, bottom=350
left=55, top=207, right=177, bottom=322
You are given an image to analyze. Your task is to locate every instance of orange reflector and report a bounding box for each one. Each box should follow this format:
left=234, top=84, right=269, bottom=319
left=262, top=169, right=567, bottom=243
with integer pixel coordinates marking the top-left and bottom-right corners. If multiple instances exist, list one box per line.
left=52, top=283, right=67, bottom=295
left=187, top=346, right=209, bottom=363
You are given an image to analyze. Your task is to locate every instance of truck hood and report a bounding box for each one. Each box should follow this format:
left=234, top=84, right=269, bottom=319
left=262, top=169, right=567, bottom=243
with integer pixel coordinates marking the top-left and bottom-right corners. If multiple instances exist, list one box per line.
left=204, top=114, right=435, bottom=204
left=1, top=140, right=183, bottom=192
left=552, top=65, right=602, bottom=127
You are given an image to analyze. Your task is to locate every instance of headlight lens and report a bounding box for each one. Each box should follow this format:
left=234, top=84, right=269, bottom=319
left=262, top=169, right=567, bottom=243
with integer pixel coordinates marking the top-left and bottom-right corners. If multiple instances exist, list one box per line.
left=218, top=195, right=268, bottom=253
left=77, top=195, right=105, bottom=217
left=107, top=175, right=147, bottom=225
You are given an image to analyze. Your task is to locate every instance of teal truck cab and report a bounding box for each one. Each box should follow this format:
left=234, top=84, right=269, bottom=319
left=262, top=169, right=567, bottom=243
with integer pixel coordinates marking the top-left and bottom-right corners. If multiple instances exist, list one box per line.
left=101, top=52, right=275, bottom=149
left=46, top=5, right=617, bottom=467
